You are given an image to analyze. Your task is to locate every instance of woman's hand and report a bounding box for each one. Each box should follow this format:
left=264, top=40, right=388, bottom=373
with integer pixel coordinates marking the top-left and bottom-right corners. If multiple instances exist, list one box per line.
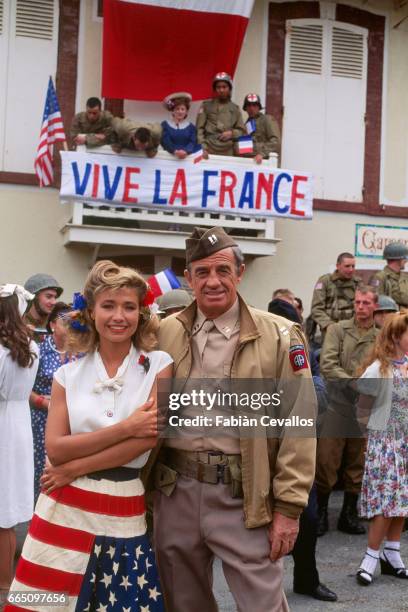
left=40, top=460, right=77, bottom=494
left=175, top=150, right=187, bottom=159
left=125, top=398, right=159, bottom=438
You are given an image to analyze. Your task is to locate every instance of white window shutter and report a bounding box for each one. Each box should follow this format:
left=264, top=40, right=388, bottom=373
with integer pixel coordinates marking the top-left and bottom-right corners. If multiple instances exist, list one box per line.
left=282, top=19, right=326, bottom=198
left=15, top=0, right=55, bottom=40
left=282, top=18, right=368, bottom=202
left=324, top=23, right=368, bottom=201
left=2, top=0, right=59, bottom=173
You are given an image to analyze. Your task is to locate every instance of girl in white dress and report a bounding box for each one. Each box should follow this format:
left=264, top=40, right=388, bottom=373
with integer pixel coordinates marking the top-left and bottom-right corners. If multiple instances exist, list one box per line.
left=0, top=285, right=38, bottom=598
left=7, top=261, right=172, bottom=612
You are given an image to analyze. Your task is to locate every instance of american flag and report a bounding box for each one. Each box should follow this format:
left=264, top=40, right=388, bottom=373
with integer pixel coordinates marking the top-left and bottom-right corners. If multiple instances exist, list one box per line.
left=34, top=77, right=66, bottom=187
left=5, top=477, right=164, bottom=612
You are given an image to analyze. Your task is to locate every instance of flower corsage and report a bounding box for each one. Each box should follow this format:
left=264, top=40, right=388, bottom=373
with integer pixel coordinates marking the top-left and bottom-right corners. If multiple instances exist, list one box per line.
left=138, top=354, right=150, bottom=374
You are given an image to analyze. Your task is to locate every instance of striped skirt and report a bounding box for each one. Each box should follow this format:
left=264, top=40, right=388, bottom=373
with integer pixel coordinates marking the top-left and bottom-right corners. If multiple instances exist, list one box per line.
left=5, top=476, right=164, bottom=611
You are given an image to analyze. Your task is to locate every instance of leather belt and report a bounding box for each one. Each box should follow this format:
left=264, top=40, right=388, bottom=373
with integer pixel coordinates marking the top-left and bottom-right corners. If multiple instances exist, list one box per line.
left=87, top=467, right=140, bottom=482
left=165, top=449, right=239, bottom=485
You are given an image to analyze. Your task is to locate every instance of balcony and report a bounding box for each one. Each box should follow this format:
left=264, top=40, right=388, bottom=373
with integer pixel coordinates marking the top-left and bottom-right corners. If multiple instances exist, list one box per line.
left=60, top=146, right=280, bottom=260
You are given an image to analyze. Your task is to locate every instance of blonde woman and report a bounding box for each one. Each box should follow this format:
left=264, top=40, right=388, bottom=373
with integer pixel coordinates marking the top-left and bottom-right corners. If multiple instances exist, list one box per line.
left=6, top=261, right=172, bottom=611
left=356, top=312, right=408, bottom=585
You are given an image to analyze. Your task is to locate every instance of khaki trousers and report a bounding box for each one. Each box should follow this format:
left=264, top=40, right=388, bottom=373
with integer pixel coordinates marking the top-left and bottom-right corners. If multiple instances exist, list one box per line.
left=153, top=476, right=289, bottom=612
left=315, top=436, right=365, bottom=494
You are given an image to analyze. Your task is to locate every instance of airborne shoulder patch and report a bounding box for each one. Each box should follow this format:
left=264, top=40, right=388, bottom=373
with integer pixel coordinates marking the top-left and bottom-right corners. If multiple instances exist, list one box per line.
left=289, top=344, right=308, bottom=371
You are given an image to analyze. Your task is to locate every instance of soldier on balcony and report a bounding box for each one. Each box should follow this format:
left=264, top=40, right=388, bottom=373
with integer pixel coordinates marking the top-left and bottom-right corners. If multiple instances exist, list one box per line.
left=196, top=72, right=246, bottom=158
left=110, top=117, right=162, bottom=157
left=70, top=97, right=114, bottom=148
left=242, top=93, right=281, bottom=165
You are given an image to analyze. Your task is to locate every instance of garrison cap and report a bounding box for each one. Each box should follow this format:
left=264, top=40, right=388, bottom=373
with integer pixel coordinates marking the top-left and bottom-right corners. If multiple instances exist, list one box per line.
left=185, top=227, right=238, bottom=265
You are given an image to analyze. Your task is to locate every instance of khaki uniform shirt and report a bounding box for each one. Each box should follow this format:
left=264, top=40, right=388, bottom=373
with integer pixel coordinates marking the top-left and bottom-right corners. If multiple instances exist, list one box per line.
left=311, top=272, right=362, bottom=331
left=110, top=117, right=162, bottom=155
left=70, top=110, right=114, bottom=147
left=370, top=265, right=408, bottom=308
left=196, top=99, right=246, bottom=155
left=165, top=299, right=241, bottom=453
left=245, top=113, right=281, bottom=159
left=320, top=317, right=378, bottom=416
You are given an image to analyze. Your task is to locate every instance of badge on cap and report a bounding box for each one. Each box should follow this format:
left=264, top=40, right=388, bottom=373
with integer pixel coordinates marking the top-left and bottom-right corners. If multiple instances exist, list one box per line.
left=289, top=344, right=308, bottom=372
left=247, top=93, right=258, bottom=102
left=208, top=234, right=218, bottom=245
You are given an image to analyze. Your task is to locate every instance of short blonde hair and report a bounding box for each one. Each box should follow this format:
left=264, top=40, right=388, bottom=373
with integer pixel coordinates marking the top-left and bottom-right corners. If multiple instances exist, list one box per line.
left=67, top=260, right=159, bottom=353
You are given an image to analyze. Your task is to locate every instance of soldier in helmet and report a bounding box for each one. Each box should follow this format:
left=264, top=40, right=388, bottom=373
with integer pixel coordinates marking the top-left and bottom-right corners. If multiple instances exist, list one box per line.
left=196, top=72, right=246, bottom=158
left=157, top=289, right=192, bottom=318
left=242, top=93, right=281, bottom=164
left=374, top=295, right=399, bottom=329
left=370, top=242, right=408, bottom=308
left=23, top=274, right=63, bottom=343
left=311, top=252, right=362, bottom=343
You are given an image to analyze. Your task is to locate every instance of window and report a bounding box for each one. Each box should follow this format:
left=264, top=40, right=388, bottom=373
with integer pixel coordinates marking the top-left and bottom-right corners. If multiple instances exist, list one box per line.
left=0, top=0, right=59, bottom=173
left=281, top=19, right=368, bottom=202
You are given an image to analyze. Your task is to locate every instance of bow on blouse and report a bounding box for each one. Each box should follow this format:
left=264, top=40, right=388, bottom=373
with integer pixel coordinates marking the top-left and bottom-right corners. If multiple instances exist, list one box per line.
left=93, top=377, right=124, bottom=394
left=0, top=284, right=34, bottom=316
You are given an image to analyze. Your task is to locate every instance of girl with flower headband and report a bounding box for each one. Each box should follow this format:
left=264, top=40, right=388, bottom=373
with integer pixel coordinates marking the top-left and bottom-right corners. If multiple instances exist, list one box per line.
left=161, top=91, right=200, bottom=159
left=6, top=261, right=172, bottom=611
left=0, top=285, right=38, bottom=600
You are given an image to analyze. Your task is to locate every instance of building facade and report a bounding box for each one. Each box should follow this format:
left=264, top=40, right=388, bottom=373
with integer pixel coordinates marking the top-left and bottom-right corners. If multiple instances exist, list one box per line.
left=1, top=0, right=408, bottom=311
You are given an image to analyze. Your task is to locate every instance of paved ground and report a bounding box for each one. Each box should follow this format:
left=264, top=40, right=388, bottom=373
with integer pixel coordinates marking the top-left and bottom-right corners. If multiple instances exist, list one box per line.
left=13, top=492, right=408, bottom=611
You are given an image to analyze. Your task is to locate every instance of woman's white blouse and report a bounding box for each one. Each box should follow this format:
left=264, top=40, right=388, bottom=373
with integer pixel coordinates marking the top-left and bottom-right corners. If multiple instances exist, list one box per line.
left=54, top=345, right=172, bottom=468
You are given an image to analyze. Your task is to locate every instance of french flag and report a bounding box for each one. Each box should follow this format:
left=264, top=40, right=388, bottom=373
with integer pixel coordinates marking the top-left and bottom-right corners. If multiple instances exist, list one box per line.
left=147, top=268, right=181, bottom=298
left=191, top=146, right=204, bottom=164
left=102, top=0, right=255, bottom=101
left=237, top=135, right=253, bottom=154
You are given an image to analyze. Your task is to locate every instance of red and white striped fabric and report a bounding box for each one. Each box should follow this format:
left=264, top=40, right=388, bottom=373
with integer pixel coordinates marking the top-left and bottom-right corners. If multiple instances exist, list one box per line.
left=34, top=77, right=66, bottom=187
left=102, top=0, right=255, bottom=101
left=5, top=477, right=146, bottom=611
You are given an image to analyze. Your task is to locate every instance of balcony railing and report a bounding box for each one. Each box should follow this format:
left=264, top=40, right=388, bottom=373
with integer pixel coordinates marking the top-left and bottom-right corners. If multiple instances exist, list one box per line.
left=61, top=146, right=280, bottom=258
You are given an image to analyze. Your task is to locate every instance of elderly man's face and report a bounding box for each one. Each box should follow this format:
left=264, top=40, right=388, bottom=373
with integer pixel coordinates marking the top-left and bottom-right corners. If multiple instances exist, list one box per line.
left=185, top=248, right=244, bottom=319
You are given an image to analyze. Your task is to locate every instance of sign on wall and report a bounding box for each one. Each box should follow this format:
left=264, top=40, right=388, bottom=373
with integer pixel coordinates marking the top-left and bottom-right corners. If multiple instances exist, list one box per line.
left=60, top=151, right=313, bottom=220
left=355, top=223, right=408, bottom=259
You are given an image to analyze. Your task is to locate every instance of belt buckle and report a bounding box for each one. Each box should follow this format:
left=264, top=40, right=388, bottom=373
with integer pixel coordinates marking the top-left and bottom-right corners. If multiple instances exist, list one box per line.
left=216, top=463, right=226, bottom=483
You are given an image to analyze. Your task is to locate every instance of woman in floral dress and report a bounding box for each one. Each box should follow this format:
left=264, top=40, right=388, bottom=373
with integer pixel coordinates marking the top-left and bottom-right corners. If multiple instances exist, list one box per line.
left=355, top=311, right=408, bottom=585
left=30, top=302, right=82, bottom=503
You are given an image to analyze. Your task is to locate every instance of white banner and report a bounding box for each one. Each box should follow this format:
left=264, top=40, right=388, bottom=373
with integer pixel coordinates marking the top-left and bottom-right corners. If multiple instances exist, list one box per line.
left=60, top=151, right=313, bottom=220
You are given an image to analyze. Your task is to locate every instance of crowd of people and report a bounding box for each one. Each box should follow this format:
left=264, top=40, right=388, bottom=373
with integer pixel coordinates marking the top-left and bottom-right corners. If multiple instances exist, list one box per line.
left=70, top=72, right=281, bottom=163
left=0, top=229, right=407, bottom=611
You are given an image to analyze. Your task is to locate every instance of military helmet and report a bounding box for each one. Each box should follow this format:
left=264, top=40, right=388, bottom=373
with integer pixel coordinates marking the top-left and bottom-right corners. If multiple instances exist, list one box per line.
left=383, top=242, right=408, bottom=260
left=243, top=93, right=263, bottom=110
left=375, top=295, right=398, bottom=313
left=24, top=273, right=63, bottom=297
left=157, top=289, right=191, bottom=312
left=212, top=72, right=233, bottom=89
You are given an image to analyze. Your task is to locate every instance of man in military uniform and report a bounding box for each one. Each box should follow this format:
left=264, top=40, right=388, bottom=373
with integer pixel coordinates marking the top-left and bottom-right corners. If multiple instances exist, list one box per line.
left=242, top=93, right=281, bottom=164
left=110, top=117, right=161, bottom=157
left=196, top=72, right=246, bottom=157
left=316, top=286, right=378, bottom=536
left=373, top=294, right=398, bottom=329
left=157, top=289, right=192, bottom=318
left=23, top=274, right=63, bottom=343
left=370, top=242, right=408, bottom=308
left=144, top=227, right=316, bottom=611
left=70, top=97, right=114, bottom=148
left=311, top=252, right=361, bottom=342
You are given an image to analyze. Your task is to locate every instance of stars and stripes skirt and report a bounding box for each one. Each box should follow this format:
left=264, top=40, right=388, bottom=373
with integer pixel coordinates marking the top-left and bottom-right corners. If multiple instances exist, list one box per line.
left=5, top=475, right=164, bottom=612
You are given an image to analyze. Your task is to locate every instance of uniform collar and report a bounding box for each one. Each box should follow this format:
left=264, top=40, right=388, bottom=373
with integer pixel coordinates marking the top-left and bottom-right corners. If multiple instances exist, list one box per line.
left=192, top=299, right=240, bottom=339
left=177, top=294, right=259, bottom=342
